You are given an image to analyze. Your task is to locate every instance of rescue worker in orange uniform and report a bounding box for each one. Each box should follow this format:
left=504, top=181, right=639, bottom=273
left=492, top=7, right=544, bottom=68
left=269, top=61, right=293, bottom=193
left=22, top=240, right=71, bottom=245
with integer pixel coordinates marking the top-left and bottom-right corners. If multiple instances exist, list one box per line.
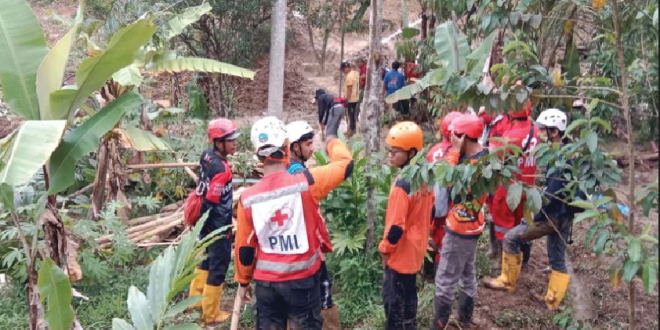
left=380, top=122, right=434, bottom=330
left=286, top=120, right=341, bottom=329
left=433, top=114, right=488, bottom=330
left=486, top=100, right=538, bottom=271
left=187, top=118, right=240, bottom=324
left=234, top=112, right=353, bottom=330
left=426, top=111, right=462, bottom=269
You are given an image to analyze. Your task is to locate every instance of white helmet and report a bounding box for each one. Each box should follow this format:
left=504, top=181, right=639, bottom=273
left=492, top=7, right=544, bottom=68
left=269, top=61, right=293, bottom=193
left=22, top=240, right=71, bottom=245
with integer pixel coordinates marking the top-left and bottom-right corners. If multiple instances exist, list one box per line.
left=251, top=116, right=287, bottom=157
left=286, top=121, right=314, bottom=144
left=535, top=108, right=568, bottom=131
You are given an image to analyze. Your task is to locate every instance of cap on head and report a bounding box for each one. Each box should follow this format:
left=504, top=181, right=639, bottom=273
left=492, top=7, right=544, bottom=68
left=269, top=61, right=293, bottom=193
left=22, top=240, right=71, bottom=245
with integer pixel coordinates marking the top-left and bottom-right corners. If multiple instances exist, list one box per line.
left=535, top=108, right=568, bottom=131
left=386, top=121, right=423, bottom=152
left=450, top=114, right=484, bottom=139
left=208, top=118, right=239, bottom=142
left=286, top=121, right=314, bottom=144
left=439, top=111, right=463, bottom=137
left=250, top=116, right=287, bottom=157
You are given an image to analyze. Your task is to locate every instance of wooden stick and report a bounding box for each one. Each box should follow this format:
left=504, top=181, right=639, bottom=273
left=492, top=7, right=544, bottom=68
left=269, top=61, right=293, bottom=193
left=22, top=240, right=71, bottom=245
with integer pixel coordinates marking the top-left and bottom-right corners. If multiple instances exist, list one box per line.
left=96, top=212, right=182, bottom=244
left=177, top=158, right=199, bottom=183
left=63, top=184, right=94, bottom=201
left=126, top=163, right=199, bottom=170
left=230, top=290, right=242, bottom=330
left=126, top=211, right=175, bottom=226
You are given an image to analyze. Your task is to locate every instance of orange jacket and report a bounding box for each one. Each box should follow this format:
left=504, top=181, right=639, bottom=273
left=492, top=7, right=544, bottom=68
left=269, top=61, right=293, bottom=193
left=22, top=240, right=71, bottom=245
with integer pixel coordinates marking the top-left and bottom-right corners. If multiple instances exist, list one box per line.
left=234, top=138, right=353, bottom=285
left=444, top=149, right=488, bottom=238
left=379, top=178, right=434, bottom=274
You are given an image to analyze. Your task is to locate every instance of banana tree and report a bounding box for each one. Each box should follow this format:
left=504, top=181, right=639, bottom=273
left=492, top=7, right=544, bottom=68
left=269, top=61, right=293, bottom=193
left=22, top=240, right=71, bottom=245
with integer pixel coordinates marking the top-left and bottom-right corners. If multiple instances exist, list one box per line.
left=80, top=2, right=256, bottom=220
left=0, top=0, right=253, bottom=328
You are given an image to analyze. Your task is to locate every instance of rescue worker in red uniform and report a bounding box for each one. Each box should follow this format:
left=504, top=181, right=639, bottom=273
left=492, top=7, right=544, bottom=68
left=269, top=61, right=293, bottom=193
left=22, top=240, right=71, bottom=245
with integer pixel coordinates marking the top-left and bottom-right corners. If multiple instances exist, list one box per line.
left=426, top=111, right=462, bottom=269
left=286, top=120, right=341, bottom=329
left=486, top=100, right=538, bottom=271
left=478, top=107, right=512, bottom=264
left=187, top=118, right=240, bottom=324
left=380, top=122, right=434, bottom=330
left=434, top=114, right=488, bottom=330
left=234, top=113, right=353, bottom=330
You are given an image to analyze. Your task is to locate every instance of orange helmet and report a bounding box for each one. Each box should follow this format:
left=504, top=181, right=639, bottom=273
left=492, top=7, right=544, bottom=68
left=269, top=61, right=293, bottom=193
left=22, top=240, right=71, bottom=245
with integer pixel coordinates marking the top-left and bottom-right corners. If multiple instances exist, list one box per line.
left=386, top=121, right=423, bottom=151
left=508, top=99, right=532, bottom=119
left=450, top=114, right=484, bottom=139
left=439, top=111, right=463, bottom=137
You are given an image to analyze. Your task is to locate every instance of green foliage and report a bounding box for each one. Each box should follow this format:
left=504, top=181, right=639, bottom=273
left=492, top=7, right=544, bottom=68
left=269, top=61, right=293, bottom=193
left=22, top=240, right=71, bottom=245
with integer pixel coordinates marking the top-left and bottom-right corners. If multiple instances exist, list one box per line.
left=113, top=212, right=228, bottom=330
left=553, top=307, right=588, bottom=330
left=38, top=257, right=75, bottom=330
left=49, top=92, right=143, bottom=194
left=314, top=138, right=394, bottom=323
left=0, top=0, right=49, bottom=120
left=0, top=120, right=67, bottom=186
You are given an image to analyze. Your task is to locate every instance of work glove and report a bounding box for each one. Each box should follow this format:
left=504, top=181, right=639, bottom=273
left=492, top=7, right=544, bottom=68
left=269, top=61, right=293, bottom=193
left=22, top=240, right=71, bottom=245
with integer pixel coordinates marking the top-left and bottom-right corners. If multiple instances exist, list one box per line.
left=325, top=104, right=345, bottom=138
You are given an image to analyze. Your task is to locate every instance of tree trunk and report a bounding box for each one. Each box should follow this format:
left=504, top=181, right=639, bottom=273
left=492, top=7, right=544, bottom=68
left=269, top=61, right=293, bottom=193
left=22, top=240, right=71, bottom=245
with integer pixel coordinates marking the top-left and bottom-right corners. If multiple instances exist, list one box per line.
left=89, top=142, right=109, bottom=220
left=360, top=0, right=383, bottom=251
left=611, top=2, right=636, bottom=329
left=339, top=29, right=345, bottom=94
left=267, top=0, right=287, bottom=118
left=421, top=13, right=428, bottom=40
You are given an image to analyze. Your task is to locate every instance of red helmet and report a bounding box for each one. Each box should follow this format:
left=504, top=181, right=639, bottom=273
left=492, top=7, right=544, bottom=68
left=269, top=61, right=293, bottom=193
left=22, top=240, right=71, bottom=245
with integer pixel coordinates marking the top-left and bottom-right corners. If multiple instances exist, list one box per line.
left=508, top=99, right=532, bottom=119
left=450, top=114, right=484, bottom=139
left=208, top=118, right=239, bottom=142
left=439, top=111, right=463, bottom=137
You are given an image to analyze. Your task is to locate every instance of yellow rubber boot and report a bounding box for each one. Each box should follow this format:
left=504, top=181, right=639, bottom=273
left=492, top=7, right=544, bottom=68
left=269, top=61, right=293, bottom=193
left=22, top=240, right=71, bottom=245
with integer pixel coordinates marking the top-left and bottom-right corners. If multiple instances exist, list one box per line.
left=544, top=270, right=571, bottom=310
left=321, top=305, right=341, bottom=330
left=187, top=268, right=208, bottom=310
left=201, top=284, right=230, bottom=325
left=482, top=252, right=523, bottom=292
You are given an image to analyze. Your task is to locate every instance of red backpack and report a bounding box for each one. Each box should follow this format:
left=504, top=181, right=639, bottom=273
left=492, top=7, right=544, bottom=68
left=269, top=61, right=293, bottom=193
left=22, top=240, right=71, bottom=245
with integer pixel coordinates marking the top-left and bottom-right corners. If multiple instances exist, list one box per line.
left=183, top=185, right=204, bottom=227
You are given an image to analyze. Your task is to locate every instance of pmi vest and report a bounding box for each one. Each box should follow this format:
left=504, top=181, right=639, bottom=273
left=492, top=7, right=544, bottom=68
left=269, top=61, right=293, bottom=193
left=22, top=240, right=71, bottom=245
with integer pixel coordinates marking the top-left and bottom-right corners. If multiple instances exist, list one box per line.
left=241, top=171, right=331, bottom=282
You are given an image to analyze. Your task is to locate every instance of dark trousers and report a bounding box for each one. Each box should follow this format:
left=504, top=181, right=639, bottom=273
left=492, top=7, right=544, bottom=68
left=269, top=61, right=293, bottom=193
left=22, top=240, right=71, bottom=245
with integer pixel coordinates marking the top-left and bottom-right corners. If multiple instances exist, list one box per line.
left=504, top=218, right=571, bottom=273
left=395, top=100, right=410, bottom=116
left=198, top=236, right=231, bottom=285
left=255, top=271, right=323, bottom=330
left=347, top=102, right=358, bottom=131
left=383, top=267, right=418, bottom=330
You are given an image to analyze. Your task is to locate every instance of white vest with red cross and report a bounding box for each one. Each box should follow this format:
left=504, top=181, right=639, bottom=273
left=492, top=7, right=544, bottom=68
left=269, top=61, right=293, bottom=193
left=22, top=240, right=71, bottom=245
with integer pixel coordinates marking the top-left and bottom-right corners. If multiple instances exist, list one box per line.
left=241, top=171, right=332, bottom=282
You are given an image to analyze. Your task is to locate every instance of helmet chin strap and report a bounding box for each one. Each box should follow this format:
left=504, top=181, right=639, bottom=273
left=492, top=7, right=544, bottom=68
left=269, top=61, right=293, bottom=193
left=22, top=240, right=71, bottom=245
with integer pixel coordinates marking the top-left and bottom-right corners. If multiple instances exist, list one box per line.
left=293, top=143, right=307, bottom=162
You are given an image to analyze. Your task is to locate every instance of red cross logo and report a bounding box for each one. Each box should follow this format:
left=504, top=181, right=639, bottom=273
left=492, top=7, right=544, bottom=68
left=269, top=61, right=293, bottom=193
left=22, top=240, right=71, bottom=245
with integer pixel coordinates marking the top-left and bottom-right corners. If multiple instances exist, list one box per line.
left=270, top=209, right=290, bottom=227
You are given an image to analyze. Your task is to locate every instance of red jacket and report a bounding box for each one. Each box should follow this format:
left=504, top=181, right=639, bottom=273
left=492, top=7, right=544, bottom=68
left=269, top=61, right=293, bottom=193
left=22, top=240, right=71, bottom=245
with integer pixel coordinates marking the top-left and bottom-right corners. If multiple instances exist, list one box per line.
left=427, top=141, right=452, bottom=163
left=479, top=112, right=511, bottom=151
left=487, top=119, right=539, bottom=239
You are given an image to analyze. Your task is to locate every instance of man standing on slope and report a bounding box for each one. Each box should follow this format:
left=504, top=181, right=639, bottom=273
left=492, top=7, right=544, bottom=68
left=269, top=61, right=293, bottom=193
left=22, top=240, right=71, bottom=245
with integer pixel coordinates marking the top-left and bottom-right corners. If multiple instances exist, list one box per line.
left=286, top=120, right=341, bottom=329
left=314, top=89, right=345, bottom=138
left=426, top=111, right=462, bottom=271
left=482, top=108, right=579, bottom=311
left=380, top=122, right=434, bottom=330
left=234, top=109, right=353, bottom=329
left=341, top=61, right=360, bottom=136
left=383, top=61, right=407, bottom=118
left=187, top=118, right=240, bottom=325
left=486, top=100, right=538, bottom=271
left=434, top=114, right=489, bottom=330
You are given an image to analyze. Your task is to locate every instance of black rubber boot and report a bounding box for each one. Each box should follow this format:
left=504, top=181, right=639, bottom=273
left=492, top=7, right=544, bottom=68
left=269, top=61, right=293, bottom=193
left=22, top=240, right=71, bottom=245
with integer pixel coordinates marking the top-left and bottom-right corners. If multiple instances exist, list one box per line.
left=457, top=292, right=475, bottom=329
left=433, top=298, right=453, bottom=330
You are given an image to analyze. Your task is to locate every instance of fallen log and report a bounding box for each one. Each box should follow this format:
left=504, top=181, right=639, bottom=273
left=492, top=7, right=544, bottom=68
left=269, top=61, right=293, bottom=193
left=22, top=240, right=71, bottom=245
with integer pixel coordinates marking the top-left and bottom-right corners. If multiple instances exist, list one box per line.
left=615, top=152, right=659, bottom=167
left=126, top=211, right=175, bottom=226
left=126, top=163, right=199, bottom=170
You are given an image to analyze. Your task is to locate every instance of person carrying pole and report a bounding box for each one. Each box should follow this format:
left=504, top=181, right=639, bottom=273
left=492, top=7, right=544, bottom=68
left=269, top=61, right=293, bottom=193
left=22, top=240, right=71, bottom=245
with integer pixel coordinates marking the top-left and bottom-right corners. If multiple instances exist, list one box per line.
left=380, top=121, right=434, bottom=330
left=233, top=106, right=352, bottom=330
